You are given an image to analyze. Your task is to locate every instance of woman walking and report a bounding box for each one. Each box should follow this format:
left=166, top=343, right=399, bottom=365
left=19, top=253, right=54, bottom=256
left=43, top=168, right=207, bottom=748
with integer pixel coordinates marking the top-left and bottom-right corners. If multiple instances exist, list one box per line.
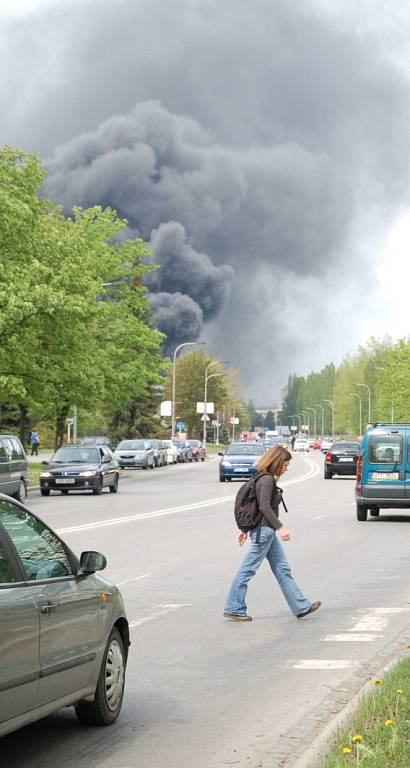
left=223, top=445, right=321, bottom=621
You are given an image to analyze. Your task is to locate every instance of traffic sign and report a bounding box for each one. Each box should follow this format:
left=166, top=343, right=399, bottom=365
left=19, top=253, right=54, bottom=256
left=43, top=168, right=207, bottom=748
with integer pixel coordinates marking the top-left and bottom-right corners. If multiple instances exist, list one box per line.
left=176, top=422, right=185, bottom=430
left=200, top=414, right=210, bottom=422
left=230, top=417, right=239, bottom=424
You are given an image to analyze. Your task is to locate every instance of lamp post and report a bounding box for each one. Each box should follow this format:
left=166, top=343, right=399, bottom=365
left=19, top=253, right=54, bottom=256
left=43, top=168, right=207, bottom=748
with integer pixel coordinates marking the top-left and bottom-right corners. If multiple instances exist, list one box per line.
left=351, top=393, right=362, bottom=436
left=292, top=414, right=301, bottom=429
left=355, top=383, right=371, bottom=424
left=298, top=413, right=307, bottom=435
left=203, top=365, right=228, bottom=446
left=314, top=404, right=324, bottom=437
left=172, top=341, right=206, bottom=437
left=324, top=399, right=335, bottom=439
left=301, top=411, right=310, bottom=436
left=306, top=407, right=317, bottom=436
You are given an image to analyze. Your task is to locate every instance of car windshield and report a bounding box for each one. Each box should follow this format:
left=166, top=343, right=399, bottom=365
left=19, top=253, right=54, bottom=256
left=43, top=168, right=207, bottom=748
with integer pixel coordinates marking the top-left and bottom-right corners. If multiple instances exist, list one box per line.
left=117, top=441, right=147, bottom=450
left=331, top=442, right=359, bottom=451
left=82, top=436, right=106, bottom=444
left=225, top=444, right=263, bottom=455
left=172, top=440, right=181, bottom=446
left=51, top=447, right=100, bottom=464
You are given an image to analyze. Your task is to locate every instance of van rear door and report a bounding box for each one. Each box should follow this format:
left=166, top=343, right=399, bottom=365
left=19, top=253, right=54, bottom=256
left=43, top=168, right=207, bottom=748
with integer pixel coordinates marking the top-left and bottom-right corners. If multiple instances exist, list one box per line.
left=362, top=429, right=405, bottom=500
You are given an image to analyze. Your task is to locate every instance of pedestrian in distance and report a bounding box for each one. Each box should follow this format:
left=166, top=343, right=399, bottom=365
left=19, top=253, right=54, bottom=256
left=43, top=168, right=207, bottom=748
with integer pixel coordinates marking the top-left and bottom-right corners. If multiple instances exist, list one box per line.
left=29, top=428, right=40, bottom=457
left=291, top=434, right=296, bottom=451
left=223, top=445, right=321, bottom=622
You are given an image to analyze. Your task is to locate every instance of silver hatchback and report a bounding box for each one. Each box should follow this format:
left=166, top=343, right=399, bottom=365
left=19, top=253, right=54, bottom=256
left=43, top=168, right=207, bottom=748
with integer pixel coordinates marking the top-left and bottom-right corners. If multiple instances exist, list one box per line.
left=0, top=494, right=129, bottom=738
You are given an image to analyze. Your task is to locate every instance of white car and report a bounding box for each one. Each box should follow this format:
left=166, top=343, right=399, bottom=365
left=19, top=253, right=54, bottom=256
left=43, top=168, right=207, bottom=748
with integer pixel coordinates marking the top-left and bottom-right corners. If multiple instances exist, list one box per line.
left=320, top=437, right=333, bottom=453
left=162, top=440, right=178, bottom=464
left=293, top=438, right=310, bottom=452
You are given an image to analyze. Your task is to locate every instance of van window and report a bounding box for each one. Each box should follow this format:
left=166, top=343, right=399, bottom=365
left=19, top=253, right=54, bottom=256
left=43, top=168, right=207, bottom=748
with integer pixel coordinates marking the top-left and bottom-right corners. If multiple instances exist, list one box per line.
left=1, top=438, right=13, bottom=459
left=0, top=542, right=16, bottom=584
left=368, top=435, right=402, bottom=464
left=0, top=442, right=6, bottom=461
left=10, top=437, right=24, bottom=459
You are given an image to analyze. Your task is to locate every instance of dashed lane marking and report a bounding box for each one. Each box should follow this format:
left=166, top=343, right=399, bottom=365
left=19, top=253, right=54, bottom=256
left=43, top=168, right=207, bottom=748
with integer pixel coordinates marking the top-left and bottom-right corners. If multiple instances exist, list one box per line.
left=291, top=660, right=355, bottom=670
left=129, top=603, right=192, bottom=628
left=116, top=573, right=152, bottom=587
left=322, top=634, right=381, bottom=642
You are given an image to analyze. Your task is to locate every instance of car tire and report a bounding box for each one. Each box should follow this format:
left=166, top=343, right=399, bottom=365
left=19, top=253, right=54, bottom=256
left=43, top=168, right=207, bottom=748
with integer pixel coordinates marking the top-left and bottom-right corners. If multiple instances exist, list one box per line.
left=93, top=476, right=103, bottom=495
left=61, top=490, right=69, bottom=495
left=13, top=478, right=27, bottom=503
left=109, top=476, right=119, bottom=493
left=219, top=476, right=225, bottom=482
left=40, top=489, right=50, bottom=497
left=324, top=467, right=332, bottom=479
left=142, top=463, right=148, bottom=469
left=201, top=456, right=205, bottom=462
left=369, top=507, right=380, bottom=517
left=356, top=504, right=368, bottom=521
left=75, top=627, right=126, bottom=727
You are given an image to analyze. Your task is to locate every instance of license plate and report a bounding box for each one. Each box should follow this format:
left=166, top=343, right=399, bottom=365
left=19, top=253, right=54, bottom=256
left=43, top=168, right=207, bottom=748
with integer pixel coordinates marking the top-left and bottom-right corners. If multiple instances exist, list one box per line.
left=55, top=478, right=75, bottom=484
left=234, top=467, right=248, bottom=472
left=371, top=472, right=399, bottom=481
left=339, top=457, right=353, bottom=462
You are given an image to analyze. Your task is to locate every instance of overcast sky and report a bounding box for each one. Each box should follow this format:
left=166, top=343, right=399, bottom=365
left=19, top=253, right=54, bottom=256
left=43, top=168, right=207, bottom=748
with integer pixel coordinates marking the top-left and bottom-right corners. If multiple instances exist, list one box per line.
left=1, top=0, right=410, bottom=404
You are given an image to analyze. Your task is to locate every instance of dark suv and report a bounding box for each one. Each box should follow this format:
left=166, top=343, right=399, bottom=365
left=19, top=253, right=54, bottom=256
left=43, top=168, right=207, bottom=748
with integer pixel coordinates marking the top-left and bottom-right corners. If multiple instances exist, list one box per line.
left=0, top=435, right=28, bottom=502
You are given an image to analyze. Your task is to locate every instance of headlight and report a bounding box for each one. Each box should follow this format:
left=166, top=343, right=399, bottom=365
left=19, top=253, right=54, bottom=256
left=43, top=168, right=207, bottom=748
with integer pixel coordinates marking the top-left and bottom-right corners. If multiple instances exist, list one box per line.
left=40, top=471, right=52, bottom=478
left=79, top=470, right=97, bottom=477
left=221, top=460, right=232, bottom=467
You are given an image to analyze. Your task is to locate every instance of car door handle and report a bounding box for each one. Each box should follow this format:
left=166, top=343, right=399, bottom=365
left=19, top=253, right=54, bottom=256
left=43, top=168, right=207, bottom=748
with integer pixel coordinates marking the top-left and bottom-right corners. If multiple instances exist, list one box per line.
left=40, top=602, right=57, bottom=614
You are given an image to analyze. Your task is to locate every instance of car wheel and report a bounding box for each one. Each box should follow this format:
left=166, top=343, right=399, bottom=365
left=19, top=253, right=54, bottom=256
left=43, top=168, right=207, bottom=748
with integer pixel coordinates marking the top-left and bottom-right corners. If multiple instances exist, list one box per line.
left=13, top=479, right=27, bottom=503
left=40, top=489, right=50, bottom=497
left=75, top=627, right=126, bottom=726
left=219, top=476, right=225, bottom=482
left=61, top=490, right=69, bottom=495
left=324, top=467, right=332, bottom=479
left=356, top=504, right=368, bottom=521
left=201, top=456, right=205, bottom=462
left=109, top=476, right=119, bottom=493
left=369, top=507, right=380, bottom=517
left=93, top=476, right=103, bottom=495
left=142, top=463, right=148, bottom=469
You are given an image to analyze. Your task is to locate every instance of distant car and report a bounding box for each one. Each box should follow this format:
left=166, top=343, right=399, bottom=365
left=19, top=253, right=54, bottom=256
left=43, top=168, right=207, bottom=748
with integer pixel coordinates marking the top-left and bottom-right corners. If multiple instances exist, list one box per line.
left=187, top=440, right=206, bottom=462
left=293, top=438, right=310, bottom=452
left=0, top=493, right=129, bottom=737
left=149, top=439, right=167, bottom=467
left=312, top=438, right=322, bottom=450
left=171, top=439, right=187, bottom=463
left=324, top=441, right=360, bottom=479
left=181, top=440, right=193, bottom=462
left=114, top=440, right=155, bottom=470
left=162, top=440, right=178, bottom=464
left=39, top=445, right=119, bottom=495
left=219, top=442, right=264, bottom=482
left=320, top=437, right=333, bottom=453
left=81, top=436, right=112, bottom=448
left=0, top=434, right=28, bottom=502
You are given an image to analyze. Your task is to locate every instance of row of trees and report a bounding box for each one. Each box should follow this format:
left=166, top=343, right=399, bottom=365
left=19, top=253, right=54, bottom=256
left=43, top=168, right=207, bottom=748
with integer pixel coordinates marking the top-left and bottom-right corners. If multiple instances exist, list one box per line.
left=0, top=147, right=166, bottom=447
left=281, top=337, right=409, bottom=436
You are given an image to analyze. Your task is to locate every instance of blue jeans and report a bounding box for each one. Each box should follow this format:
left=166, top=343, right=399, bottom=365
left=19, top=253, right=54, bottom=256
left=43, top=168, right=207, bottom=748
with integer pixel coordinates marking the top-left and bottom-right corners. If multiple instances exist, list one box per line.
left=224, top=526, right=311, bottom=617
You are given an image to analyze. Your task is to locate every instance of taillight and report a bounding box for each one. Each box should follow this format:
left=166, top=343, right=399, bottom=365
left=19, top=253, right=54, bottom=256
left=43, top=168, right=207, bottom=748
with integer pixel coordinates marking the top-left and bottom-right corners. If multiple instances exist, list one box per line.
left=325, top=452, right=331, bottom=462
left=356, top=455, right=363, bottom=483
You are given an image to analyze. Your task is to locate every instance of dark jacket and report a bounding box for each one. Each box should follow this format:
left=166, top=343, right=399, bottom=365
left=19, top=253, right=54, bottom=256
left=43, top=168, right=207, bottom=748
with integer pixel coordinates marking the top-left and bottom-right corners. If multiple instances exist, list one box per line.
left=255, top=474, right=283, bottom=530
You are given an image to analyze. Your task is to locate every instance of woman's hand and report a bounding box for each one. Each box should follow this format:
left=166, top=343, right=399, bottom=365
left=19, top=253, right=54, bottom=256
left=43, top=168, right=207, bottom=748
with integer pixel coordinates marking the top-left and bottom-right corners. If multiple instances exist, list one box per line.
left=278, top=527, right=290, bottom=541
left=238, top=532, right=248, bottom=547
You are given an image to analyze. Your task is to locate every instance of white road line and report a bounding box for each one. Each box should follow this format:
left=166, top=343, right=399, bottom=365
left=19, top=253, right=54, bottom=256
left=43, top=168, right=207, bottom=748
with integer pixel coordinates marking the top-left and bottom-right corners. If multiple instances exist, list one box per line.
left=129, top=603, right=192, bottom=628
left=57, top=457, right=320, bottom=535
left=322, top=634, right=381, bottom=642
left=313, top=515, right=325, bottom=520
left=351, top=616, right=388, bottom=632
left=116, top=573, right=151, bottom=587
left=291, top=660, right=354, bottom=670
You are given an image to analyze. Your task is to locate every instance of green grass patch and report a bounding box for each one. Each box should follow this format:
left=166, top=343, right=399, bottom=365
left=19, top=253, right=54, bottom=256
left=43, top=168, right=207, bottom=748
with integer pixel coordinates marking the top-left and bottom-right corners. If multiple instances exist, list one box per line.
left=28, top=463, right=43, bottom=487
left=316, top=656, right=410, bottom=767
left=205, top=443, right=226, bottom=455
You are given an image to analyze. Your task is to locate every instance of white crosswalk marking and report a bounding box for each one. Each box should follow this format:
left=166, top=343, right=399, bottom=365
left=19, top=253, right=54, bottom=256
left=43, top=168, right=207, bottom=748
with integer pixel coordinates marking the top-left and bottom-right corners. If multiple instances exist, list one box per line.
left=322, top=634, right=380, bottom=642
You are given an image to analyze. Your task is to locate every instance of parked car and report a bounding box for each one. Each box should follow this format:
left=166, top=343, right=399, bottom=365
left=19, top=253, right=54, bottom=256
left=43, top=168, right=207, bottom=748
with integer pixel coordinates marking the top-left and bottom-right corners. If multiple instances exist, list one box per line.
left=0, top=493, right=129, bottom=737
left=149, top=439, right=167, bottom=467
left=40, top=445, right=119, bottom=496
left=324, top=441, right=360, bottom=479
left=187, top=440, right=206, bottom=461
left=163, top=440, right=178, bottom=464
left=0, top=435, right=28, bottom=503
left=356, top=422, right=410, bottom=521
left=181, top=440, right=193, bottom=462
left=114, top=440, right=155, bottom=470
left=81, top=436, right=112, bottom=448
left=320, top=437, right=333, bottom=452
left=219, top=442, right=264, bottom=482
left=171, top=439, right=187, bottom=463
left=293, top=438, right=310, bottom=452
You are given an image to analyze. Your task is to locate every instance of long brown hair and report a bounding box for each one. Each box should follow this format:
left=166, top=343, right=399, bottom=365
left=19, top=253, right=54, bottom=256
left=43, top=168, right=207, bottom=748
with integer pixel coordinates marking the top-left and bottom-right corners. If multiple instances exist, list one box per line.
left=255, top=445, right=291, bottom=477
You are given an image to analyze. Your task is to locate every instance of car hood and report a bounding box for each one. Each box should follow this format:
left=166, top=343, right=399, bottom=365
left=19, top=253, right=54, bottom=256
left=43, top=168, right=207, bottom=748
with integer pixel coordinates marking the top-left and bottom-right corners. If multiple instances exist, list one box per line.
left=45, top=462, right=100, bottom=473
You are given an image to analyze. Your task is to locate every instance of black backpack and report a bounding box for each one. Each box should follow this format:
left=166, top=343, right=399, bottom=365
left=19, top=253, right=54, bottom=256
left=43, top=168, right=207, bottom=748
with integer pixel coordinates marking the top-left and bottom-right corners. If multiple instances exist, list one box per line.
left=234, top=472, right=288, bottom=532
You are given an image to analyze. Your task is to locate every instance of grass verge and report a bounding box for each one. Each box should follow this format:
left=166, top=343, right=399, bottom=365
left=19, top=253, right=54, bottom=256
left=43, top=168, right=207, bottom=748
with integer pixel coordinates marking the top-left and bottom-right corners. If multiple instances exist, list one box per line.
left=205, top=443, right=226, bottom=455
left=316, top=656, right=410, bottom=767
left=28, top=463, right=43, bottom=487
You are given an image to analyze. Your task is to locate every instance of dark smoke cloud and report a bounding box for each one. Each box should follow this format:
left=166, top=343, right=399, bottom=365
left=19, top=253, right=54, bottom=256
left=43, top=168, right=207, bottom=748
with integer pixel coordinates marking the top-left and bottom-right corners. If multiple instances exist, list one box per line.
left=2, top=0, right=410, bottom=399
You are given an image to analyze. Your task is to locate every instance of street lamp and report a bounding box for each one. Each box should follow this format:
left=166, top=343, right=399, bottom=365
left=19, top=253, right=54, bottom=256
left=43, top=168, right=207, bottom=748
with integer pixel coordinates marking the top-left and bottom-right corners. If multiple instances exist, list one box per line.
left=301, top=411, right=310, bottom=435
left=314, top=404, right=324, bottom=437
left=324, top=399, right=335, bottom=438
left=351, top=393, right=362, bottom=436
left=292, top=414, right=301, bottom=429
left=172, top=341, right=206, bottom=437
left=203, top=362, right=229, bottom=446
left=306, top=407, right=317, bottom=436
left=298, top=413, right=307, bottom=435
left=355, top=383, right=371, bottom=424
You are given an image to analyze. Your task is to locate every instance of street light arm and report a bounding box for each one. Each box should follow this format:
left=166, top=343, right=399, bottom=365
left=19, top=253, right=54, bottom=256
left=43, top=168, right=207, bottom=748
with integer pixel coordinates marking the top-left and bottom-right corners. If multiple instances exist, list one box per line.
left=172, top=341, right=206, bottom=437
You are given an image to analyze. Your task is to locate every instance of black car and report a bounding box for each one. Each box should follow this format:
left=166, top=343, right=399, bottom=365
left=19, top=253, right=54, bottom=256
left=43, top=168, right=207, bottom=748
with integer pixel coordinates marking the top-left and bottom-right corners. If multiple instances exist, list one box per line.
left=324, top=441, right=360, bottom=479
left=39, top=445, right=119, bottom=495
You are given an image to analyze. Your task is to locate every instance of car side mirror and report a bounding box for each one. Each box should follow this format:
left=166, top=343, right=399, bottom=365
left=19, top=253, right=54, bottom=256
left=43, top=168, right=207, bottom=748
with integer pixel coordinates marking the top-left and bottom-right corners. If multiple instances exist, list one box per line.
left=42, top=460, right=49, bottom=465
left=218, top=451, right=224, bottom=456
left=102, top=456, right=111, bottom=464
left=79, top=551, right=107, bottom=574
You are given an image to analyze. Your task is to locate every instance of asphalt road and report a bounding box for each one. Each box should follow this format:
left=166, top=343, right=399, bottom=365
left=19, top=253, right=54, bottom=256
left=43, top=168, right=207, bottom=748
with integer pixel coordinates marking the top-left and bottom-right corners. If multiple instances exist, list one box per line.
left=3, top=452, right=410, bottom=768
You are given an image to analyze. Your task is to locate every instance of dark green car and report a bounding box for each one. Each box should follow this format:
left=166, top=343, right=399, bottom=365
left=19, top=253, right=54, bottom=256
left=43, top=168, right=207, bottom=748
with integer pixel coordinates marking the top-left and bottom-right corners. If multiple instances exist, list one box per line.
left=0, top=494, right=129, bottom=737
left=0, top=435, right=28, bottom=503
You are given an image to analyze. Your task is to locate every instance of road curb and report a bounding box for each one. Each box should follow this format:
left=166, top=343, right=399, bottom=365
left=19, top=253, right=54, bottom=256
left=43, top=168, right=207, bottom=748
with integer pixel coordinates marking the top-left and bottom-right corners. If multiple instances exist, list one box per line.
left=291, top=655, right=403, bottom=768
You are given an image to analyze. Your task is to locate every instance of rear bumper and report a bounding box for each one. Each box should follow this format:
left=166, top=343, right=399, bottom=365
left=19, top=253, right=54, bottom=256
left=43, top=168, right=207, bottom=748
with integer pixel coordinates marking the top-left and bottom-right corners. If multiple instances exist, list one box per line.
left=326, top=462, right=357, bottom=475
left=219, top=467, right=257, bottom=479
left=355, top=492, right=410, bottom=509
